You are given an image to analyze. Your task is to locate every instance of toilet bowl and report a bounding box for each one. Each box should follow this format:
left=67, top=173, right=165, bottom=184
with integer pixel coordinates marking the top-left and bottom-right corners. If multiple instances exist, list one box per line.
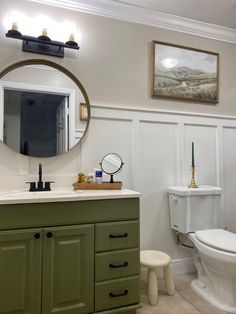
left=167, top=186, right=236, bottom=312
left=189, top=229, right=236, bottom=313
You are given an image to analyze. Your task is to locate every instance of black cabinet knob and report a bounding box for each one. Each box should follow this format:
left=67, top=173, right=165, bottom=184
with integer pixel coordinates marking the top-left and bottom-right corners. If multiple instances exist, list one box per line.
left=34, top=233, right=40, bottom=239
left=47, top=232, right=53, bottom=238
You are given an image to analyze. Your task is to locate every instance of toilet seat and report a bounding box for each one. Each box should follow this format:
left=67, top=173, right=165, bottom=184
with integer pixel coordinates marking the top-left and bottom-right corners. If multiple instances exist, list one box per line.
left=195, top=229, right=236, bottom=254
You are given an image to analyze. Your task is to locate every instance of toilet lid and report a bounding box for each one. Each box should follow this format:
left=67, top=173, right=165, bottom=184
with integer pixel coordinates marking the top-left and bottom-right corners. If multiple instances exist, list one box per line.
left=195, top=229, right=236, bottom=253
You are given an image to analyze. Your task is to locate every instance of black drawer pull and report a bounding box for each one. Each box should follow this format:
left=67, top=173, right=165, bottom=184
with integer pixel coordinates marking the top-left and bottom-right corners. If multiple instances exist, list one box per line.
left=109, top=232, right=128, bottom=238
left=109, top=290, right=128, bottom=298
left=34, top=233, right=40, bottom=239
left=47, top=232, right=53, bottom=238
left=109, top=262, right=128, bottom=268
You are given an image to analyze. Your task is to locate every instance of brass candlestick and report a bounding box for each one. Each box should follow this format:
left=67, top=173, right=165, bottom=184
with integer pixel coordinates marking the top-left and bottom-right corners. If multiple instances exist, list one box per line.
left=188, top=166, right=198, bottom=188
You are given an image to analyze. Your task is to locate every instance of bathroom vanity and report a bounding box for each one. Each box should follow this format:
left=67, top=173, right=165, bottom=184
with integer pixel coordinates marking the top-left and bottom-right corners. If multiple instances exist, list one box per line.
left=0, top=189, right=140, bottom=314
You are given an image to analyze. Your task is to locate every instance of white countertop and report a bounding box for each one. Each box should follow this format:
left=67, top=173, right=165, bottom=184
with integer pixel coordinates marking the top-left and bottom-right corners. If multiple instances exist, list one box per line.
left=0, top=188, right=141, bottom=205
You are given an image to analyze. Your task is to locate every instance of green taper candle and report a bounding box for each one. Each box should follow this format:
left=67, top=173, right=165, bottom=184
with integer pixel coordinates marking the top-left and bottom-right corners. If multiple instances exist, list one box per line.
left=192, top=142, right=195, bottom=167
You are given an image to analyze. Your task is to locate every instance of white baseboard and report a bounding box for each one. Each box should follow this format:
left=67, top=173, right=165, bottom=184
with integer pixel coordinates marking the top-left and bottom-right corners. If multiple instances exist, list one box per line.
left=140, top=257, right=196, bottom=281
left=170, top=257, right=196, bottom=275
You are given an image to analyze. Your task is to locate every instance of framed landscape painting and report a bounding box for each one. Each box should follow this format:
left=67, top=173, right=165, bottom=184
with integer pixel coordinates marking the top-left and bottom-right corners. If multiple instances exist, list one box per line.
left=151, top=41, right=219, bottom=103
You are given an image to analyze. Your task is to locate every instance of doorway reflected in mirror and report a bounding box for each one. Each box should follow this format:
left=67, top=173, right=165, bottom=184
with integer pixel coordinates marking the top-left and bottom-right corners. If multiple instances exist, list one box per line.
left=4, top=90, right=70, bottom=157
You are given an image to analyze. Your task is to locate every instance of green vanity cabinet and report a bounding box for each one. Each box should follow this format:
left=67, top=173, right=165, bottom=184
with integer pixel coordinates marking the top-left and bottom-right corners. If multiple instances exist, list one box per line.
left=42, top=224, right=94, bottom=314
left=0, top=196, right=140, bottom=314
left=0, top=225, right=94, bottom=314
left=94, top=220, right=140, bottom=313
left=0, top=228, right=42, bottom=314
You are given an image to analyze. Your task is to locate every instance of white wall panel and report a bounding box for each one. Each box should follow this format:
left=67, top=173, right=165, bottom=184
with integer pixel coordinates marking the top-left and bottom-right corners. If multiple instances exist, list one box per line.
left=223, top=127, right=236, bottom=232
left=184, top=124, right=218, bottom=186
left=139, top=121, right=189, bottom=258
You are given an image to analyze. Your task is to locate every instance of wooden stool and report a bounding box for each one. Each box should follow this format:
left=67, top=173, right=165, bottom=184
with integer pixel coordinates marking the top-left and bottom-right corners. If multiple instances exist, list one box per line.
left=140, top=250, right=175, bottom=305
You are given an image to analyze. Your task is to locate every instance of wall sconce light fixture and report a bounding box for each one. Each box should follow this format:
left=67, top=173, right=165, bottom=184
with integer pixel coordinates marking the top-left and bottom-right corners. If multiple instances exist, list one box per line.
left=6, top=23, right=79, bottom=58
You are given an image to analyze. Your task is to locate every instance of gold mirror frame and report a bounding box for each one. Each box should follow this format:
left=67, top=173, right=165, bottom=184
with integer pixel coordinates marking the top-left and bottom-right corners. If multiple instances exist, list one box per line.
left=0, top=59, right=91, bottom=156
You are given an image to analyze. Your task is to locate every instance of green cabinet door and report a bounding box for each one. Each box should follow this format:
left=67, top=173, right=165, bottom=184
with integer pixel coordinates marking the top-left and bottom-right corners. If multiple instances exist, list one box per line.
left=42, top=224, right=94, bottom=314
left=0, top=228, right=42, bottom=314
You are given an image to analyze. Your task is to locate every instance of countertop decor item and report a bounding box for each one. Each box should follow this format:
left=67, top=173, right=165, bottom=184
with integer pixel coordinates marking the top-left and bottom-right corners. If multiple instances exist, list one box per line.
left=151, top=41, right=219, bottom=103
left=100, top=153, right=124, bottom=183
left=73, top=182, right=122, bottom=190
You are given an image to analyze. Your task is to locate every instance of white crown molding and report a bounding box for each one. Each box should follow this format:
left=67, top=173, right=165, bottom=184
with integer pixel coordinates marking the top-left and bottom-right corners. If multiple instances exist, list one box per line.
left=29, top=0, right=236, bottom=44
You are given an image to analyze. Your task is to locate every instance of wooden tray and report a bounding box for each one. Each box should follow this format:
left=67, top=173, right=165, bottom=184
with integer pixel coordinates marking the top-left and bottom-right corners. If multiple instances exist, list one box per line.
left=73, top=182, right=122, bottom=190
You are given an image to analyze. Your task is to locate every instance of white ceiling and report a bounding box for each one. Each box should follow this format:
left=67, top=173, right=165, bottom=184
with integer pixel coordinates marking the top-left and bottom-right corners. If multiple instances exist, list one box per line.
left=30, top=0, right=236, bottom=43
left=113, top=0, right=236, bottom=30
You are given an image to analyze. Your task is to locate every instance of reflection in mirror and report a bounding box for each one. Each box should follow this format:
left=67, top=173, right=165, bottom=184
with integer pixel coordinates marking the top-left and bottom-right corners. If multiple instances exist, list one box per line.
left=0, top=61, right=90, bottom=157
left=100, top=153, right=124, bottom=183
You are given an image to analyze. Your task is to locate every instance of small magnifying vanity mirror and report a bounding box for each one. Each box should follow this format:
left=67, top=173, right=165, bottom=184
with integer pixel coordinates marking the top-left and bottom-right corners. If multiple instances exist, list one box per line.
left=0, top=59, right=90, bottom=157
left=100, top=153, right=124, bottom=183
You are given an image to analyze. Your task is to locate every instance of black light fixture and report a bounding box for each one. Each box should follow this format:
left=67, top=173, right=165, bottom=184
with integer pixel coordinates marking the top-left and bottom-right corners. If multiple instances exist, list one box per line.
left=6, top=24, right=79, bottom=58
left=6, top=23, right=22, bottom=37
left=37, top=28, right=51, bottom=41
left=65, top=33, right=79, bottom=47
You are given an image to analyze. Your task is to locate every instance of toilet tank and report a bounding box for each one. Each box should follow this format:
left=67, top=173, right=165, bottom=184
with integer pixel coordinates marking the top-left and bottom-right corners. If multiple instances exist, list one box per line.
left=167, top=186, right=222, bottom=234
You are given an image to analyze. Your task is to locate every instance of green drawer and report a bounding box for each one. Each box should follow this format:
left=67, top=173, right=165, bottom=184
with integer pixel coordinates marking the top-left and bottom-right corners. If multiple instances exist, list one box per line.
left=95, top=248, right=140, bottom=281
left=95, top=221, right=139, bottom=252
left=95, top=304, right=141, bottom=314
left=95, top=276, right=139, bottom=312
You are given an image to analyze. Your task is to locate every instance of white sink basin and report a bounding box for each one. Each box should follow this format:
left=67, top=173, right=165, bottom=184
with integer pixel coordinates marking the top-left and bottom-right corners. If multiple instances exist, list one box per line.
left=0, top=189, right=79, bottom=203
left=0, top=188, right=140, bottom=205
left=0, top=189, right=78, bottom=200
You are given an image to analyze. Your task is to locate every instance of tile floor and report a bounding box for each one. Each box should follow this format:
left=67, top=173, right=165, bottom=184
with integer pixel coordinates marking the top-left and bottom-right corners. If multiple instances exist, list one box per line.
left=138, top=272, right=230, bottom=314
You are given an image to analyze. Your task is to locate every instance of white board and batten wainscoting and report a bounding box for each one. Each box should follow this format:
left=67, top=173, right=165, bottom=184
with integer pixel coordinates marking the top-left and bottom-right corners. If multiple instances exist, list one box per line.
left=81, top=105, right=236, bottom=275
left=0, top=104, right=236, bottom=275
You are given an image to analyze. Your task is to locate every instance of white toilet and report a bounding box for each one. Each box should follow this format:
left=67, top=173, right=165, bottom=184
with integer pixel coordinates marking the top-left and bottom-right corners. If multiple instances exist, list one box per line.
left=167, top=186, right=236, bottom=313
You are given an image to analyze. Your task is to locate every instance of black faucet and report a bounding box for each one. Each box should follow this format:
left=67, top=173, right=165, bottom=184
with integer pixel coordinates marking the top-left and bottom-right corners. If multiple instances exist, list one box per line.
left=38, top=163, right=43, bottom=190
left=26, top=163, right=54, bottom=192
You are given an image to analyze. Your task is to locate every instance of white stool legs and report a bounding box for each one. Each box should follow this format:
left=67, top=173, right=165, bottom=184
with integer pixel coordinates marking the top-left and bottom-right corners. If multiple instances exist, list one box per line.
left=163, top=265, right=175, bottom=295
left=147, top=267, right=158, bottom=305
left=140, top=250, right=175, bottom=305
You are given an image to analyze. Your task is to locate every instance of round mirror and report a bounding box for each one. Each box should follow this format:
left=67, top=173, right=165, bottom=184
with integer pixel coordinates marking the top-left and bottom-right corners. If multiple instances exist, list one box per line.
left=0, top=59, right=90, bottom=157
left=100, top=153, right=124, bottom=183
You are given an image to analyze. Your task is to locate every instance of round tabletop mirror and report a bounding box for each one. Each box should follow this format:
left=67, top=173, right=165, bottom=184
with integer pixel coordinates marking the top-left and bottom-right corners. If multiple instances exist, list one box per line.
left=0, top=59, right=90, bottom=157
left=100, top=153, right=124, bottom=183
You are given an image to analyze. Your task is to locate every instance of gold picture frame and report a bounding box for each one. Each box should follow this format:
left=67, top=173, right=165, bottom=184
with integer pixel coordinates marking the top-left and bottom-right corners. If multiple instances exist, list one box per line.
left=80, top=102, right=88, bottom=121
left=151, top=41, right=219, bottom=103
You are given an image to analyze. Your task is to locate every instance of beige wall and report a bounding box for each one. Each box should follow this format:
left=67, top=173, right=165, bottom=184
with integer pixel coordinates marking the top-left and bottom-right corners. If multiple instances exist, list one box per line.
left=1, top=0, right=236, bottom=116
